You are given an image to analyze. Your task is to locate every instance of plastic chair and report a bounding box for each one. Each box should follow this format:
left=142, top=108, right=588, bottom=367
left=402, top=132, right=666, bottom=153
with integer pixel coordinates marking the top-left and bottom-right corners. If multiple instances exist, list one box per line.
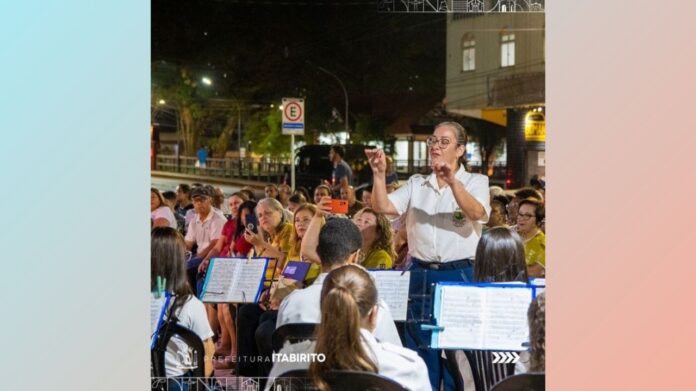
left=491, top=373, right=545, bottom=391
left=269, top=369, right=408, bottom=391
left=271, top=323, right=317, bottom=353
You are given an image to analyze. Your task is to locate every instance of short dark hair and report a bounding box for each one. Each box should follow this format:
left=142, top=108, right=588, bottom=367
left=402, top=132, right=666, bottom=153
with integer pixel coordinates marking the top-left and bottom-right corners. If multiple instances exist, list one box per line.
left=330, top=145, right=345, bottom=158
left=162, top=191, right=177, bottom=201
left=317, top=218, right=362, bottom=267
left=289, top=194, right=306, bottom=204
left=518, top=198, right=545, bottom=227
left=177, top=184, right=191, bottom=194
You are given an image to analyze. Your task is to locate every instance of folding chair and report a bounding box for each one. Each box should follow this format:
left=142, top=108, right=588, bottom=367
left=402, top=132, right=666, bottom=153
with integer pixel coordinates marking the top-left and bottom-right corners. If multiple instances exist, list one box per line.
left=271, top=323, right=317, bottom=353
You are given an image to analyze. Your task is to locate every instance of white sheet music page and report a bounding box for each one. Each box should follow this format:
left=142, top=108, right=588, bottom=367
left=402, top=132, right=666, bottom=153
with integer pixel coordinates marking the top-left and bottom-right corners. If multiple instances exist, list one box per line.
left=201, top=259, right=239, bottom=303
left=201, top=258, right=268, bottom=303
left=483, top=287, right=531, bottom=351
left=436, top=285, right=531, bottom=350
left=437, top=286, right=485, bottom=349
left=231, top=258, right=268, bottom=303
left=150, top=293, right=167, bottom=335
left=370, top=271, right=410, bottom=321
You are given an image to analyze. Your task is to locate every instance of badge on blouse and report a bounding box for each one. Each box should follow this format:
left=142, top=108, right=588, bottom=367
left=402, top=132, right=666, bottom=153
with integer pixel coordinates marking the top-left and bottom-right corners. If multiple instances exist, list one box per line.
left=452, top=208, right=466, bottom=227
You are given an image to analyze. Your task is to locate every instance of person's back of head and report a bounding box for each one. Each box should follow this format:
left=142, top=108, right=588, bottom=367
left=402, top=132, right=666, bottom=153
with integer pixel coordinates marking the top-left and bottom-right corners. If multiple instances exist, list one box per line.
left=474, top=227, right=528, bottom=283
left=151, top=227, right=192, bottom=298
left=317, top=218, right=362, bottom=269
left=288, top=193, right=306, bottom=204
left=514, top=187, right=544, bottom=203
left=528, top=292, right=545, bottom=372
left=311, top=264, right=378, bottom=390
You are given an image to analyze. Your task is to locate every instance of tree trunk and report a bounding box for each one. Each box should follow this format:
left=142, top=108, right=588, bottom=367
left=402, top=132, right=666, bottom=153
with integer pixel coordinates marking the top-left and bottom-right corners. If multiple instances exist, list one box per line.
left=178, top=105, right=197, bottom=155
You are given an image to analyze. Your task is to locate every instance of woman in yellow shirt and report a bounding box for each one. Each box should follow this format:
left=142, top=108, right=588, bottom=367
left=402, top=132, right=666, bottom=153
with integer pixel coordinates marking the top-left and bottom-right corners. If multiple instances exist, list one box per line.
left=516, top=198, right=546, bottom=278
left=352, top=208, right=396, bottom=269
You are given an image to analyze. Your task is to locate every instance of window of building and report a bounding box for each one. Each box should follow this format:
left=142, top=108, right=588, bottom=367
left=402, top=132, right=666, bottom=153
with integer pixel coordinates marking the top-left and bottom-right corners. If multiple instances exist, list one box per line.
left=461, top=34, right=475, bottom=71
left=501, top=30, right=515, bottom=67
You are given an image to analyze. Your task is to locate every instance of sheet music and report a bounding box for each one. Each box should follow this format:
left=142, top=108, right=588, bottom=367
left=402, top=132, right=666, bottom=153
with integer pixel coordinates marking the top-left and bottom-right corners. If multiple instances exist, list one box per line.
left=435, top=285, right=532, bottom=350
left=233, top=258, right=268, bottom=302
left=370, top=271, right=410, bottom=321
left=201, top=258, right=268, bottom=303
left=150, top=294, right=167, bottom=335
left=484, top=288, right=532, bottom=351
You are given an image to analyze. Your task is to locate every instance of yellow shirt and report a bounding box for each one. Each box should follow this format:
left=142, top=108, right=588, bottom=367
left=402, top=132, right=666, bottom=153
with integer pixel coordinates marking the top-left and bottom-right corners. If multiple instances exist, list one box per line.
left=259, top=222, right=294, bottom=287
left=524, top=230, right=546, bottom=268
left=361, top=249, right=393, bottom=270
left=285, top=242, right=321, bottom=284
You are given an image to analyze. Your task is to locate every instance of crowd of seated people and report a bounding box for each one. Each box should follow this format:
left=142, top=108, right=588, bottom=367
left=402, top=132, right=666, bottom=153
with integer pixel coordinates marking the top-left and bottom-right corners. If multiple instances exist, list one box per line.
left=151, top=138, right=546, bottom=390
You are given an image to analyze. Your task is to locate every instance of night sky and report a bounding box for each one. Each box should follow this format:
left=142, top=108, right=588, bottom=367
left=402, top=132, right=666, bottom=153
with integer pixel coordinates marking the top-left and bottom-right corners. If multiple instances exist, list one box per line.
left=152, top=0, right=446, bottom=122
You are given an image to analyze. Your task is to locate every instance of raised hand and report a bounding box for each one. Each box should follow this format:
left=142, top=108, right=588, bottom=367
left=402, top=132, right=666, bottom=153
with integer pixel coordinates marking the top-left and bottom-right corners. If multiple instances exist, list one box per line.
left=315, top=196, right=333, bottom=217
left=365, top=148, right=387, bottom=175
left=432, top=161, right=456, bottom=185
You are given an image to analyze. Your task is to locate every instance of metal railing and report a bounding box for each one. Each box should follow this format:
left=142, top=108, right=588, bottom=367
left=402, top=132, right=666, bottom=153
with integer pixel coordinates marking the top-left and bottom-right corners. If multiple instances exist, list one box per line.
left=155, top=155, right=291, bottom=183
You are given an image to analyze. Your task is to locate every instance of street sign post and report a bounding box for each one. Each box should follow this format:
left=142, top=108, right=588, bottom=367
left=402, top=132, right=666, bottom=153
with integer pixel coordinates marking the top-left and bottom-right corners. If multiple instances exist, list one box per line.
left=282, top=98, right=305, bottom=190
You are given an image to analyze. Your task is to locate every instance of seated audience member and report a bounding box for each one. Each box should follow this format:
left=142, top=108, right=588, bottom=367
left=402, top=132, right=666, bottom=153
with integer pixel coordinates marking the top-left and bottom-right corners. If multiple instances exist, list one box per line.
left=528, top=292, right=545, bottom=372
left=278, top=184, right=292, bottom=208
left=352, top=208, right=396, bottom=270
left=207, top=192, right=248, bottom=369
left=293, top=186, right=311, bottom=204
left=485, top=197, right=510, bottom=231
left=267, top=265, right=431, bottom=391
left=239, top=187, right=256, bottom=202
left=463, top=227, right=529, bottom=389
left=361, top=186, right=373, bottom=209
left=516, top=199, right=545, bottom=278
left=215, top=192, right=248, bottom=258
left=277, top=217, right=402, bottom=346
left=340, top=185, right=364, bottom=218
left=235, top=198, right=294, bottom=377
left=287, top=194, right=306, bottom=214
left=151, top=188, right=177, bottom=229
left=313, top=184, right=331, bottom=205
left=163, top=190, right=186, bottom=233
left=489, top=185, right=506, bottom=199
left=248, top=204, right=322, bottom=371
left=151, top=227, right=214, bottom=380
left=506, top=187, right=544, bottom=226
left=184, top=186, right=227, bottom=292
left=175, top=184, right=194, bottom=217
left=162, top=190, right=177, bottom=209
left=231, top=200, right=257, bottom=257
left=270, top=203, right=320, bottom=304
left=265, top=184, right=280, bottom=201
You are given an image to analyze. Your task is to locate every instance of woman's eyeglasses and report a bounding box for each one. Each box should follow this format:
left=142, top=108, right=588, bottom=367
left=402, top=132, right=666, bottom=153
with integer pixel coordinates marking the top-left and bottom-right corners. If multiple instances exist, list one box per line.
left=426, top=136, right=454, bottom=149
left=517, top=213, right=535, bottom=221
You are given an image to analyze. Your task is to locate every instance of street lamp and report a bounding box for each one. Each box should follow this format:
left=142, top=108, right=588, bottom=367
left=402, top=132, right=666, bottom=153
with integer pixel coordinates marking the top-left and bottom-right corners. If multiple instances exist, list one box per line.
left=306, top=61, right=349, bottom=135
left=201, top=77, right=212, bottom=86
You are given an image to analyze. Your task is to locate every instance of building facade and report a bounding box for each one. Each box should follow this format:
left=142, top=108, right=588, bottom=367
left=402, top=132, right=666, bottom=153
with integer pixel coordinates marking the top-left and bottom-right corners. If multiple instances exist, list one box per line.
left=446, top=1, right=545, bottom=188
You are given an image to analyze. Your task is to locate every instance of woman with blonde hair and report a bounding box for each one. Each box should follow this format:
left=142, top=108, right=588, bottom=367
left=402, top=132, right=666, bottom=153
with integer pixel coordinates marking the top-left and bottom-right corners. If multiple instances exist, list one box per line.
left=266, top=264, right=431, bottom=391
